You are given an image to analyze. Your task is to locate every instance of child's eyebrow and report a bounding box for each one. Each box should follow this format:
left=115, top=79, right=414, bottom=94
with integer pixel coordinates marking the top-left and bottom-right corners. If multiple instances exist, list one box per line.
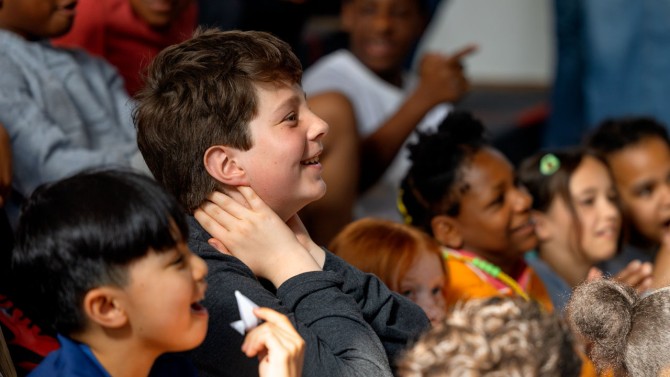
left=631, top=178, right=654, bottom=192
left=272, top=95, right=302, bottom=117
left=574, top=187, right=597, bottom=197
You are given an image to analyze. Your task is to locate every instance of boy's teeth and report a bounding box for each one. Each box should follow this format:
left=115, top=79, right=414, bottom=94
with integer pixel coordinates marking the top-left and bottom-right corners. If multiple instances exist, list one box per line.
left=302, top=157, right=319, bottom=165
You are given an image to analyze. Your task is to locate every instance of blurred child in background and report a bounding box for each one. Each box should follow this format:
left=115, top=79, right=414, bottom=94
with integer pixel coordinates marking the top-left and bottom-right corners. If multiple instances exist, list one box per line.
left=586, top=117, right=670, bottom=289
left=329, top=217, right=447, bottom=326
left=399, top=111, right=553, bottom=311
left=53, top=0, right=197, bottom=95
left=300, top=0, right=475, bottom=244
left=0, top=0, right=149, bottom=229
left=519, top=148, right=652, bottom=311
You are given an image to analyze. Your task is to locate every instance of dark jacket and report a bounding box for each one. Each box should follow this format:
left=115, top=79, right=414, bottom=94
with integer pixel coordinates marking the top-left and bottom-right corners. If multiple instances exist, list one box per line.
left=186, top=216, right=429, bottom=377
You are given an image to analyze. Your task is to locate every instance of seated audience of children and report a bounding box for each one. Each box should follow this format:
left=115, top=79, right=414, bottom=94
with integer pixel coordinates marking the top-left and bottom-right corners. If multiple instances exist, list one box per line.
left=134, top=28, right=429, bottom=376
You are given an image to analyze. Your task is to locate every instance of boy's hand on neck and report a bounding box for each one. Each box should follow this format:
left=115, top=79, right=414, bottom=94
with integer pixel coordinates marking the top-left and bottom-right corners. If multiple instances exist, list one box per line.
left=194, top=188, right=321, bottom=288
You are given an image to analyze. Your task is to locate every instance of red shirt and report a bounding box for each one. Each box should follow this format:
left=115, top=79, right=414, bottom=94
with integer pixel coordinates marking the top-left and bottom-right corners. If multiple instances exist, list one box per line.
left=53, top=0, right=197, bottom=95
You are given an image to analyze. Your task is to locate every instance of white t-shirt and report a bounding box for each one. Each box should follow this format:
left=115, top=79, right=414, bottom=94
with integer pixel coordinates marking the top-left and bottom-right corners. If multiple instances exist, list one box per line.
left=303, top=49, right=449, bottom=222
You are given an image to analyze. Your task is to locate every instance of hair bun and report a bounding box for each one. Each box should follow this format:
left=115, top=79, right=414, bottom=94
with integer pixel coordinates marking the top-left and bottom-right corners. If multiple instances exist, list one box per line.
left=566, top=279, right=637, bottom=371
left=436, top=110, right=487, bottom=144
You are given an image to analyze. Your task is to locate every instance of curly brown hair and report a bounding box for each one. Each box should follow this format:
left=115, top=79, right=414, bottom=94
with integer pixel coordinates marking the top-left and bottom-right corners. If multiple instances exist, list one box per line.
left=397, top=297, right=581, bottom=376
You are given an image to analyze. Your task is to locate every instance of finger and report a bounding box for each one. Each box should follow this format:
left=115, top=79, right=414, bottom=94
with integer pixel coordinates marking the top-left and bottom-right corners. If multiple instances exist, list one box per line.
left=194, top=207, right=234, bottom=241
left=636, top=276, right=653, bottom=292
left=253, top=308, right=304, bottom=351
left=204, top=191, right=250, bottom=219
left=236, top=185, right=267, bottom=211
left=445, top=44, right=478, bottom=63
left=253, top=308, right=296, bottom=333
left=199, top=199, right=242, bottom=224
left=616, top=260, right=642, bottom=281
left=208, top=238, right=231, bottom=255
left=243, top=323, right=287, bottom=357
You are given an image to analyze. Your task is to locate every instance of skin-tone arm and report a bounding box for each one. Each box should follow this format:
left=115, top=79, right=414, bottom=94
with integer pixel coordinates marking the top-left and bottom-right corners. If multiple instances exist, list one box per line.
left=0, top=123, right=11, bottom=208
left=360, top=46, right=476, bottom=191
left=242, top=307, right=305, bottom=377
left=194, top=187, right=323, bottom=288
left=301, top=92, right=359, bottom=245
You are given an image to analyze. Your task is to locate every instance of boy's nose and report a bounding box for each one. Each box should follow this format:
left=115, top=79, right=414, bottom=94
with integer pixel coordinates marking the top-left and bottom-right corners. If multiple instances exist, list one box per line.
left=308, top=111, right=329, bottom=140
left=191, top=253, right=208, bottom=280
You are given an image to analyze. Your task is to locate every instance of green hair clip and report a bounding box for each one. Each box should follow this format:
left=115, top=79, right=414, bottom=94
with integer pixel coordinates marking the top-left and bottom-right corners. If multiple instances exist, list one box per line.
left=539, top=153, right=560, bottom=176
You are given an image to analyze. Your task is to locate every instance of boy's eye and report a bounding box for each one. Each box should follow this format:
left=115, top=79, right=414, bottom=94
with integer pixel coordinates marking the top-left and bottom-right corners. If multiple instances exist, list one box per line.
left=172, top=254, right=186, bottom=267
left=431, top=286, right=442, bottom=296
left=283, top=112, right=298, bottom=123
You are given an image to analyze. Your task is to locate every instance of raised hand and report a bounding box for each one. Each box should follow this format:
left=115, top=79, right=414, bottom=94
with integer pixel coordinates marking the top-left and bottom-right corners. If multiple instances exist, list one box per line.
left=415, top=44, right=477, bottom=106
left=242, top=307, right=305, bottom=377
left=614, top=260, right=653, bottom=292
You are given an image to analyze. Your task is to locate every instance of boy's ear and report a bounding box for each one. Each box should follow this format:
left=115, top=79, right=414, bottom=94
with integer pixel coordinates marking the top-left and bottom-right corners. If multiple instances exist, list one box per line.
left=82, top=287, right=128, bottom=329
left=203, top=145, right=248, bottom=186
left=431, top=215, right=463, bottom=249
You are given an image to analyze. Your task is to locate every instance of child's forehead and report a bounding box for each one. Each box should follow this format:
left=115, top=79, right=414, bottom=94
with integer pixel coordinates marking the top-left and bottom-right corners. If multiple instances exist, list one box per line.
left=463, top=148, right=511, bottom=178
left=608, top=137, right=670, bottom=172
left=252, top=82, right=304, bottom=112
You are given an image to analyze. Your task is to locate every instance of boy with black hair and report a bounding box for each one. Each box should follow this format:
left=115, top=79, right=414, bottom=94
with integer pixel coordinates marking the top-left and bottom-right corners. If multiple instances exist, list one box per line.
left=134, top=28, right=429, bottom=377
left=11, top=170, right=208, bottom=377
left=11, top=170, right=306, bottom=377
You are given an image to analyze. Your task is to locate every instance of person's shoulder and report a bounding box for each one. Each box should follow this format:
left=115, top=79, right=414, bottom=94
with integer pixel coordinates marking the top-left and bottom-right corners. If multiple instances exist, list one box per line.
left=304, top=50, right=362, bottom=81
left=303, top=49, right=378, bottom=98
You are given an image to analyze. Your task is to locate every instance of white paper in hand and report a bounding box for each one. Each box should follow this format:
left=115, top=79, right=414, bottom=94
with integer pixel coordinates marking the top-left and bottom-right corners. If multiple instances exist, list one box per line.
left=230, top=290, right=260, bottom=335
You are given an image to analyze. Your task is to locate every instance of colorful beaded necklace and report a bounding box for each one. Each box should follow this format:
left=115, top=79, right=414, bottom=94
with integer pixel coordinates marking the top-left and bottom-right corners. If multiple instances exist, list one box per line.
left=444, top=249, right=530, bottom=301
